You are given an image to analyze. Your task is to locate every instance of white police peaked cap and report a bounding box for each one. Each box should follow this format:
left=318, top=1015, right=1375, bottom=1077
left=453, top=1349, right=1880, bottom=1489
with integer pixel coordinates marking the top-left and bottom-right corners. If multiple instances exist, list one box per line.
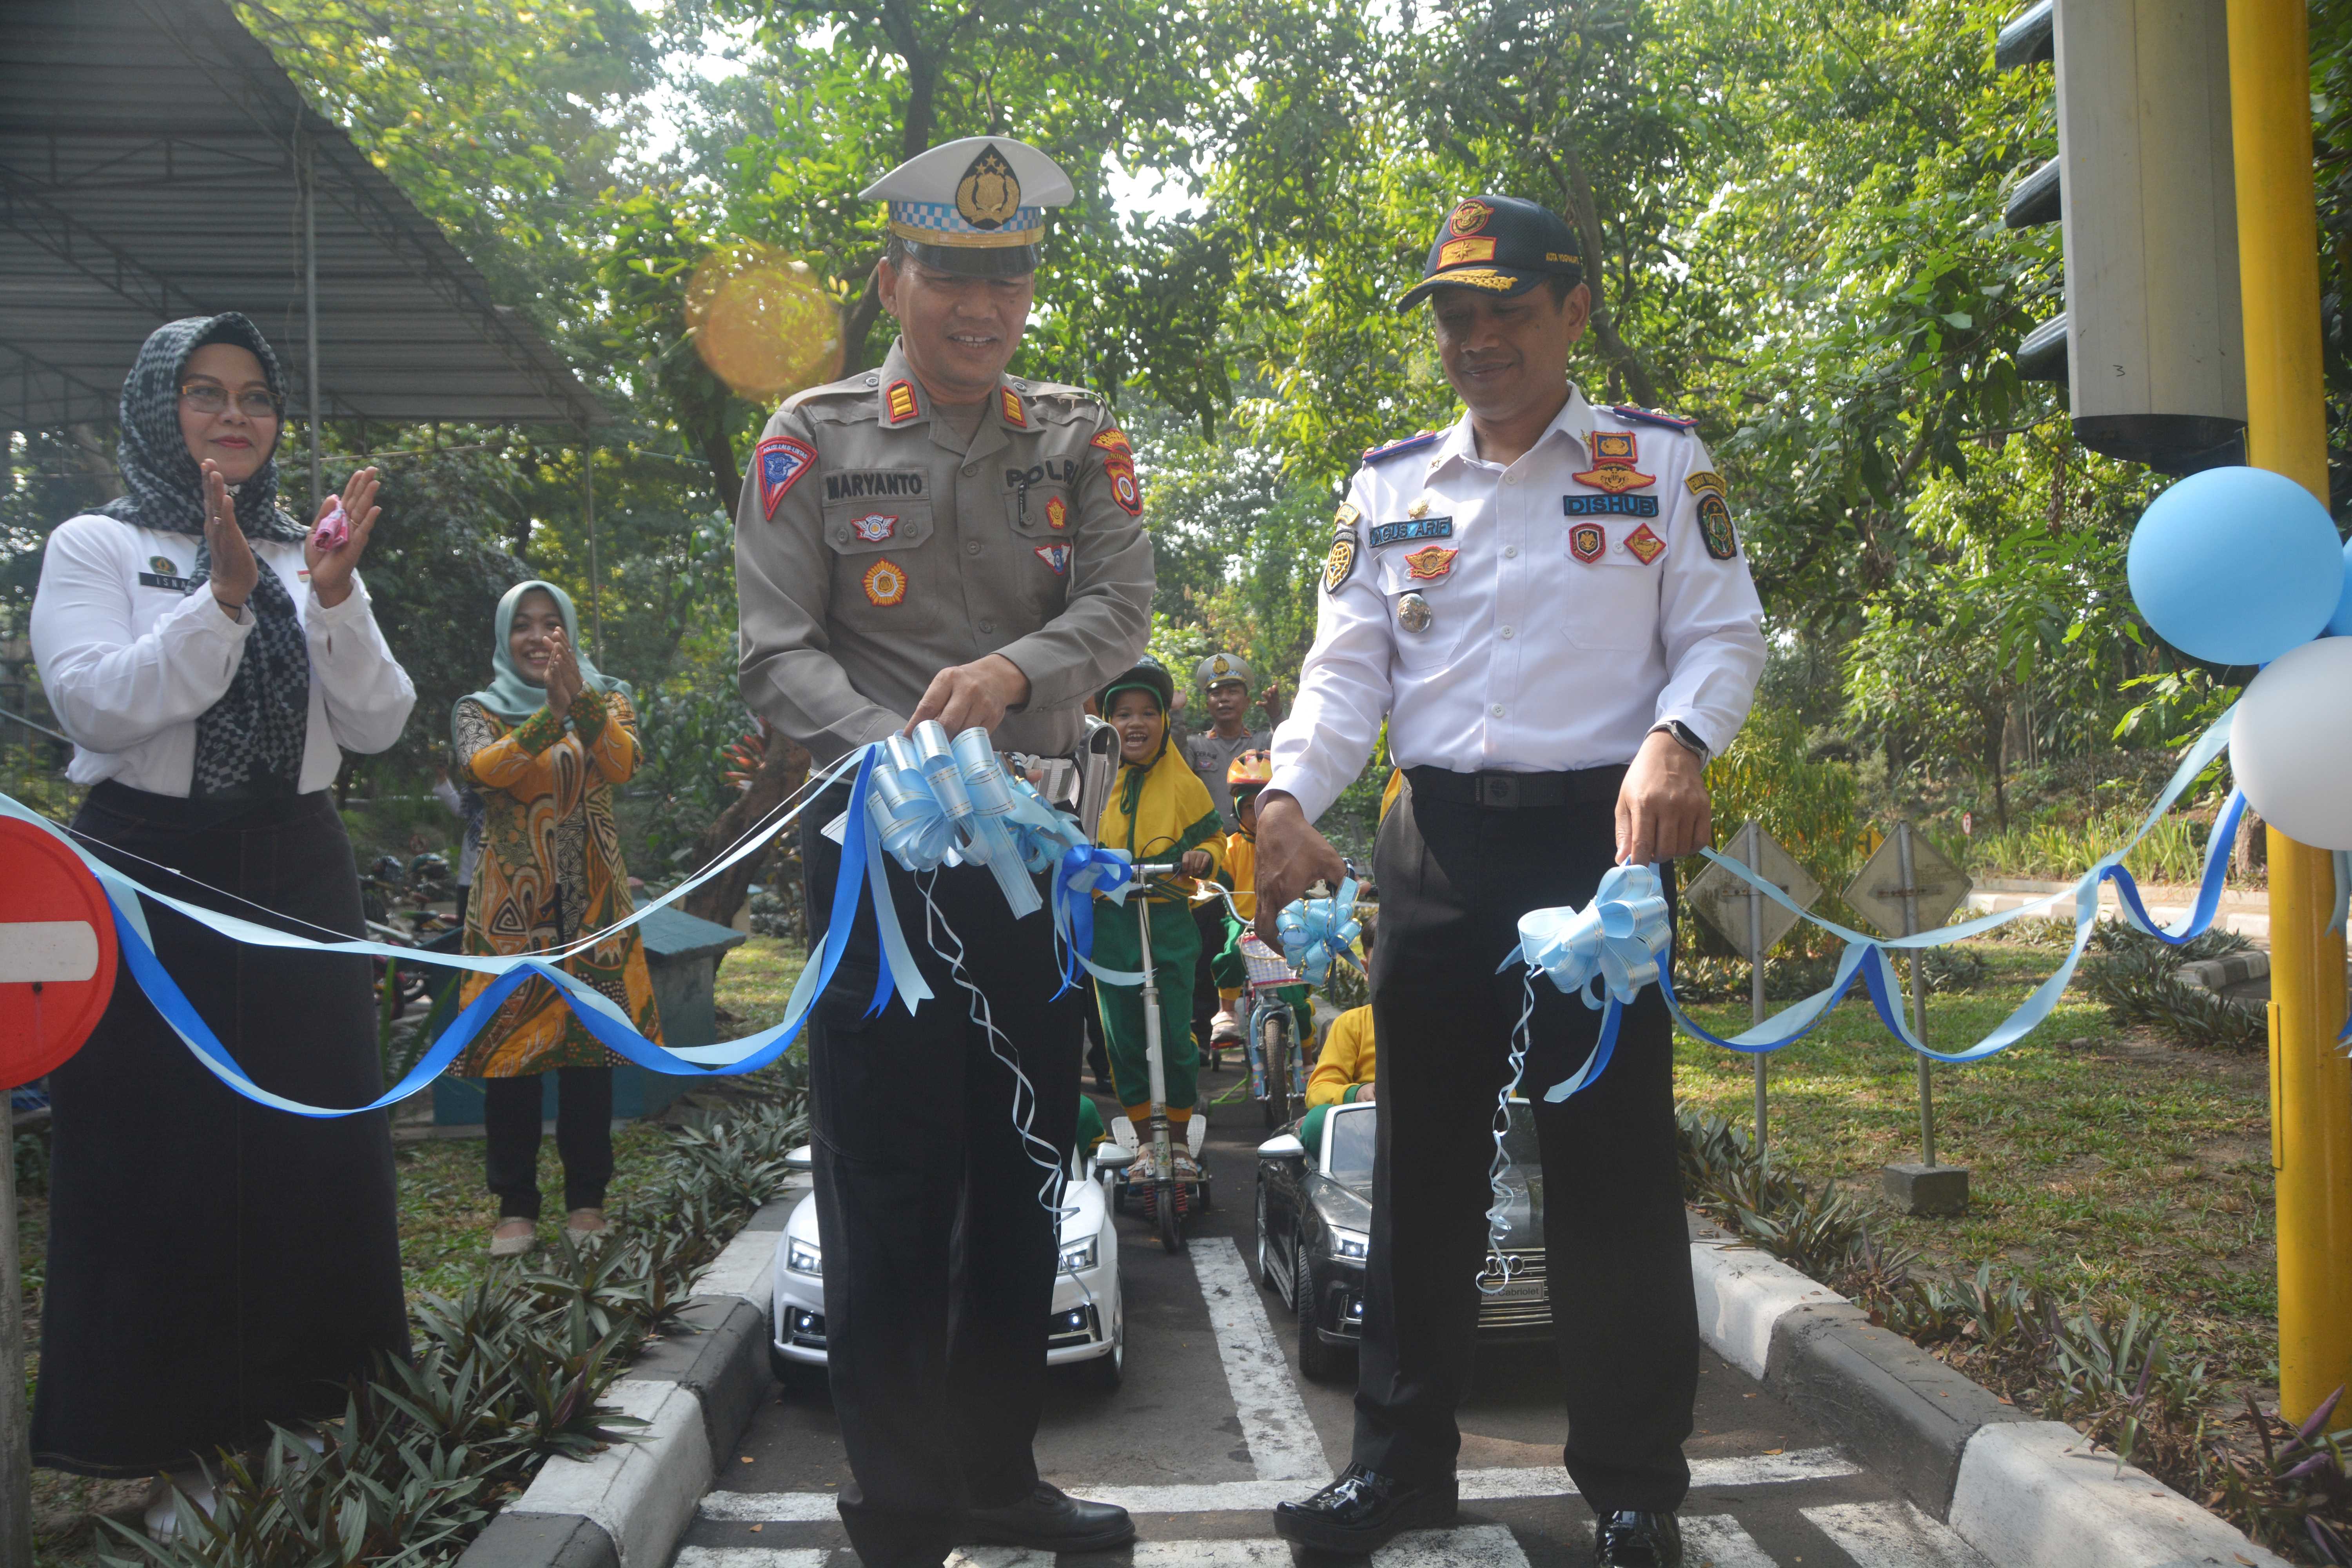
left=862, top=137, right=1077, bottom=277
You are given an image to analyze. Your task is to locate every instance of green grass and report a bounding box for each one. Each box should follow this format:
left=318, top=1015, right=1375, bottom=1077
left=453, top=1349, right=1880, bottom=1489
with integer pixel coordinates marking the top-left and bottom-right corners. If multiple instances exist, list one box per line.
left=1673, top=936, right=2278, bottom=1391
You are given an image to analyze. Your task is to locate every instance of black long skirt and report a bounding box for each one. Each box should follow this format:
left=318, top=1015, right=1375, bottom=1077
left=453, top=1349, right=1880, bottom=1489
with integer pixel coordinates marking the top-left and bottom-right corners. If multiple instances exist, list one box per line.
left=30, top=783, right=410, bottom=1477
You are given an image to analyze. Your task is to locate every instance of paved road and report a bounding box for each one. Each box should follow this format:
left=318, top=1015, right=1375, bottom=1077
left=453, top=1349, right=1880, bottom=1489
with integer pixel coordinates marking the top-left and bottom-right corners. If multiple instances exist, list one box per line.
left=682, top=1074, right=1990, bottom=1568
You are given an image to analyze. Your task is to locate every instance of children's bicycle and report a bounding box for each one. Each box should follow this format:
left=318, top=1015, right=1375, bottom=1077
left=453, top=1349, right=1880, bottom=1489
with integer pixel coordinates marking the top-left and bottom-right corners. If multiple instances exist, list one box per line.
left=1237, top=930, right=1310, bottom=1131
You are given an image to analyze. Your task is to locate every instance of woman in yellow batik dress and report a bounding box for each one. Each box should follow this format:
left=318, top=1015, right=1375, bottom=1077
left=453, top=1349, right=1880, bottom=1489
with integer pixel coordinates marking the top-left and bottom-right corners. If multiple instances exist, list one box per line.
left=452, top=580, right=661, bottom=1256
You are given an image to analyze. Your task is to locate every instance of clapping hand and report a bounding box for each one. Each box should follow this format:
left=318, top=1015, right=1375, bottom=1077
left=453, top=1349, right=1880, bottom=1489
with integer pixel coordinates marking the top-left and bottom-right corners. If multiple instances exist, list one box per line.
left=543, top=626, right=586, bottom=721
left=199, top=459, right=261, bottom=619
left=304, top=467, right=381, bottom=608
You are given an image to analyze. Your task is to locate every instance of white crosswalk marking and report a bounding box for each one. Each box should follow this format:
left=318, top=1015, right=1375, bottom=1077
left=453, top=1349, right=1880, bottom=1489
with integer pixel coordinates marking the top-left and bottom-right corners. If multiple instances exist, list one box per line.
left=1189, top=1236, right=1332, bottom=1483
left=1374, top=1523, right=1532, bottom=1566
left=674, top=1548, right=830, bottom=1568
left=1802, top=1500, right=1990, bottom=1567
left=1131, top=1540, right=1295, bottom=1566
left=943, top=1550, right=1052, bottom=1568
left=1681, top=1513, right=1779, bottom=1568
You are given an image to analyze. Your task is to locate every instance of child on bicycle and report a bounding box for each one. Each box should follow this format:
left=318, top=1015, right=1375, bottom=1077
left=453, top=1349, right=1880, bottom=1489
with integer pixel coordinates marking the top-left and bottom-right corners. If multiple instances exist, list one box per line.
left=1212, top=751, right=1314, bottom=1051
left=1091, top=657, right=1224, bottom=1190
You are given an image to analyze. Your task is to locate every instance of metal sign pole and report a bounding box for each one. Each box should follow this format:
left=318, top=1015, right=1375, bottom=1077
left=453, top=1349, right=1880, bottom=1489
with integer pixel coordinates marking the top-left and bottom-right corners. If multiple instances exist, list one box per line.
left=1744, top=819, right=1768, bottom=1152
left=1, top=1131, right=29, bottom=1568
left=1896, top=823, right=1933, bottom=1166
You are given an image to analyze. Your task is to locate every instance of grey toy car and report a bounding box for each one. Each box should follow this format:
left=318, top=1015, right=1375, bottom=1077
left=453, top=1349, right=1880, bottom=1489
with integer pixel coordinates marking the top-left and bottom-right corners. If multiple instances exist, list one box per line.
left=1253, top=1098, right=1551, bottom=1380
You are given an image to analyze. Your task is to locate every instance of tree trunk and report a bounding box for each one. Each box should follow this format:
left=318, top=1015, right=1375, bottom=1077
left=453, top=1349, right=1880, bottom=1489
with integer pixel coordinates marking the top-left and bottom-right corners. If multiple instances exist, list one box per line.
left=697, top=420, right=742, bottom=519
left=682, top=722, right=812, bottom=931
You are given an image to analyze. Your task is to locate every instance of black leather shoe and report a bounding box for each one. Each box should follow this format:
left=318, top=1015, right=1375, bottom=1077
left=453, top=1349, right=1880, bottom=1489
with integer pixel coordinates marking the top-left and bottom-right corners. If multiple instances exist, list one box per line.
left=965, top=1482, right=1135, bottom=1553
left=1272, top=1465, right=1459, bottom=1553
left=1595, top=1509, right=1682, bottom=1567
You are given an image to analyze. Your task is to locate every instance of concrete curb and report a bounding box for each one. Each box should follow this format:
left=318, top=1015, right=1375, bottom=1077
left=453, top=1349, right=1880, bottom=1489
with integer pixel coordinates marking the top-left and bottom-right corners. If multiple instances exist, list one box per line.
left=454, top=1187, right=800, bottom=1568
left=1688, top=1227, right=2292, bottom=1568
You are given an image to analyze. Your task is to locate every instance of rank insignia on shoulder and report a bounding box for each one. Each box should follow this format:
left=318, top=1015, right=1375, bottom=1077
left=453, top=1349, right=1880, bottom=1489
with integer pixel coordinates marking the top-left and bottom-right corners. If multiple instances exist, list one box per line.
left=1360, top=430, right=1439, bottom=466
left=1573, top=431, right=1656, bottom=495
left=1046, top=495, right=1068, bottom=530
left=1334, top=502, right=1362, bottom=530
left=1698, top=492, right=1739, bottom=560
left=1369, top=516, right=1454, bottom=548
left=1000, top=387, right=1026, bottom=427
left=1323, top=532, right=1358, bottom=593
left=1403, top=544, right=1458, bottom=581
left=1686, top=470, right=1727, bottom=498
left=851, top=513, right=897, bottom=543
left=1609, top=403, right=1698, bottom=430
left=884, top=380, right=920, bottom=425
left=1034, top=542, right=1072, bottom=575
left=1562, top=493, right=1659, bottom=519
left=861, top=557, right=909, bottom=606
left=755, top=434, right=817, bottom=520
left=1622, top=522, right=1666, bottom=564
left=1569, top=522, right=1606, bottom=563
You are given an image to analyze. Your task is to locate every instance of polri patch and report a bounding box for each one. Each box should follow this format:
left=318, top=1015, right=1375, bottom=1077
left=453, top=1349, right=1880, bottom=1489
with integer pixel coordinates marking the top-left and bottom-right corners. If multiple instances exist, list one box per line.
left=1034, top=542, right=1071, bottom=575
left=1562, top=493, right=1659, bottom=518
left=884, top=380, right=920, bottom=425
left=1092, top=426, right=1134, bottom=458
left=1403, top=544, right=1458, bottom=581
left=756, top=434, right=817, bottom=520
left=1369, top=516, right=1454, bottom=548
left=861, top=557, right=908, bottom=606
left=1622, top=523, right=1666, bottom=564
left=1698, top=493, right=1739, bottom=560
left=1569, top=523, right=1606, bottom=563
left=1573, top=430, right=1655, bottom=495
left=850, top=513, right=897, bottom=543
left=1323, top=532, right=1357, bottom=593
left=1106, top=461, right=1142, bottom=517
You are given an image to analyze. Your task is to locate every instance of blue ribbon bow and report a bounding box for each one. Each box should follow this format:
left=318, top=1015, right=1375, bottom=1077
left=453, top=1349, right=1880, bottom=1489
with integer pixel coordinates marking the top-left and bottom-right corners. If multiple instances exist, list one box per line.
left=1501, top=863, right=1673, bottom=1102
left=1276, top=877, right=1363, bottom=989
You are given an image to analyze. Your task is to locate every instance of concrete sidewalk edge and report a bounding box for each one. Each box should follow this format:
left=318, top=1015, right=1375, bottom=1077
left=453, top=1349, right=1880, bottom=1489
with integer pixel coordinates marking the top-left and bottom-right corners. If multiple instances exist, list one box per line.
left=454, top=1187, right=802, bottom=1568
left=1688, top=1228, right=2292, bottom=1568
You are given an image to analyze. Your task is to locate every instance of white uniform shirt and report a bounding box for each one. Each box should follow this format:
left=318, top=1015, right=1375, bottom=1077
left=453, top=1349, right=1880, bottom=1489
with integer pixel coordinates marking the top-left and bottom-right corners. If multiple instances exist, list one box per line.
left=1267, top=388, right=1767, bottom=824
left=31, top=513, right=416, bottom=795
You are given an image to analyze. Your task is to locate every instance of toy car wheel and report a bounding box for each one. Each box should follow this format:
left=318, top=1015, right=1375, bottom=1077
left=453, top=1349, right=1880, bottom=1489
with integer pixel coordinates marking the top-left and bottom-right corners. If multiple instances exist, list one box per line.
left=1255, top=1181, right=1277, bottom=1290
left=1295, top=1235, right=1350, bottom=1383
left=769, top=1343, right=818, bottom=1394
left=1087, top=1303, right=1125, bottom=1389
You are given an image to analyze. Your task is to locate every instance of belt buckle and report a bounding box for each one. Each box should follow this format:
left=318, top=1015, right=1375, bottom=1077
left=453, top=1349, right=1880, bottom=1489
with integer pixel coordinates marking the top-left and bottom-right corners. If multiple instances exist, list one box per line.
left=1480, top=774, right=1518, bottom=808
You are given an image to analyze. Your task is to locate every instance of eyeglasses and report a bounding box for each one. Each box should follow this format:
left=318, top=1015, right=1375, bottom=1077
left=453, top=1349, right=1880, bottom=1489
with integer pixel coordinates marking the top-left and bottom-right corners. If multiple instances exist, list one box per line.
left=179, top=383, right=281, bottom=419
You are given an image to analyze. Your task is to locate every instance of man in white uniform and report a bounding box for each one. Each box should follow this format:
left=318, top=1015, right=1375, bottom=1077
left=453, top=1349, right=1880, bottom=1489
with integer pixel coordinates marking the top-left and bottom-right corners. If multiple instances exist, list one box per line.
left=1253, top=194, right=1767, bottom=1568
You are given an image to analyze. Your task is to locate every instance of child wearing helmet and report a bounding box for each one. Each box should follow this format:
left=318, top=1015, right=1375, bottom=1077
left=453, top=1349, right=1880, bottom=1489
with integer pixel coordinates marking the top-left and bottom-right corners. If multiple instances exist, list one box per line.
left=1091, top=657, right=1225, bottom=1197
left=1209, top=750, right=1316, bottom=1053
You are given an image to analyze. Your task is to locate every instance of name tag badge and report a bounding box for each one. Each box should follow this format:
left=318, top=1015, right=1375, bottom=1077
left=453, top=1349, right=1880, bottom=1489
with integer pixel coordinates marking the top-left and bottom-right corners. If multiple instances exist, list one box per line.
left=1368, top=516, right=1454, bottom=548
left=137, top=571, right=195, bottom=591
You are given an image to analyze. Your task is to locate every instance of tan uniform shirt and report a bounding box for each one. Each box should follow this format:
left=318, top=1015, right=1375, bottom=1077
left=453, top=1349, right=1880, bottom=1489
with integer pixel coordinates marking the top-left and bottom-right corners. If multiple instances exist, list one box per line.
left=735, top=339, right=1156, bottom=764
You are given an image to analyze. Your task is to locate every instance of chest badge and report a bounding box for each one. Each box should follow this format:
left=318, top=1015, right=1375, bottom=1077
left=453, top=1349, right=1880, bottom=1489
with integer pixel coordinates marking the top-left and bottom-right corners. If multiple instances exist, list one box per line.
left=150, top=555, right=176, bottom=575
left=861, top=557, right=909, bottom=606
left=1622, top=522, right=1666, bottom=564
left=1573, top=430, right=1656, bottom=495
left=1569, top=523, right=1606, bottom=563
left=1045, top=495, right=1068, bottom=530
left=1403, top=544, right=1458, bottom=581
left=1034, top=542, right=1071, bottom=575
left=1698, top=493, right=1739, bottom=560
left=1396, top=592, right=1433, bottom=633
left=1407, top=498, right=1430, bottom=518
left=851, top=513, right=897, bottom=543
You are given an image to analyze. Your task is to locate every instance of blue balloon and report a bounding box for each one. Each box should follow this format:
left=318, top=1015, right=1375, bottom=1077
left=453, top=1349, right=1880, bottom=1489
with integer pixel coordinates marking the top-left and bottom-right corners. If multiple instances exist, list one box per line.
left=2127, top=466, right=2343, bottom=665
left=2330, top=536, right=2352, bottom=638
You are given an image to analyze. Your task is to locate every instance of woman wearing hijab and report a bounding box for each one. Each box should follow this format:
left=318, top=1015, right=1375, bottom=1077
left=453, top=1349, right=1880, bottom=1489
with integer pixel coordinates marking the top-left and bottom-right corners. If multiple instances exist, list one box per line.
left=450, top=580, right=661, bottom=1256
left=27, top=314, right=414, bottom=1536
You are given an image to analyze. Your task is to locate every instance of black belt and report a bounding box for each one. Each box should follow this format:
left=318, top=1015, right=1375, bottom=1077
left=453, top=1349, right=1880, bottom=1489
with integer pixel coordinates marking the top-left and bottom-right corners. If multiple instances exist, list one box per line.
left=1403, top=764, right=1626, bottom=809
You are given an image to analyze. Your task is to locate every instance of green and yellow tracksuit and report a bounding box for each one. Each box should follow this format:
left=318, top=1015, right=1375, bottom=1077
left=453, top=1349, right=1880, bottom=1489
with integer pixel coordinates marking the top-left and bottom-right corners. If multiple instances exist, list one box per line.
left=1093, top=740, right=1225, bottom=1130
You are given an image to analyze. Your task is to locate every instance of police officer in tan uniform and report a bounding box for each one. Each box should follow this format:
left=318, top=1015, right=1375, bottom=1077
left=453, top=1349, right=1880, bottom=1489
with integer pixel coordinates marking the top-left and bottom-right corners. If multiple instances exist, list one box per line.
left=735, top=137, right=1151, bottom=1568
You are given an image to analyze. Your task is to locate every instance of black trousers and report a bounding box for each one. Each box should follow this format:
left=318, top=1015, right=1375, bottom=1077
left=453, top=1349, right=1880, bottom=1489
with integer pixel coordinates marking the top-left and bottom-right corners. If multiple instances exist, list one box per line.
left=800, top=791, right=1085, bottom=1568
left=482, top=1067, right=614, bottom=1219
left=1354, top=775, right=1698, bottom=1515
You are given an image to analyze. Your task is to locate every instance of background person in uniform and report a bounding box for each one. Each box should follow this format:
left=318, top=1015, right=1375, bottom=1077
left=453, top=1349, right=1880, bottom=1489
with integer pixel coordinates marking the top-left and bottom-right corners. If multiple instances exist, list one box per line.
left=1252, top=196, right=1766, bottom=1568
left=733, top=136, right=1152, bottom=1568
left=450, top=580, right=661, bottom=1257
left=1181, top=653, right=1269, bottom=1052
left=27, top=313, right=413, bottom=1540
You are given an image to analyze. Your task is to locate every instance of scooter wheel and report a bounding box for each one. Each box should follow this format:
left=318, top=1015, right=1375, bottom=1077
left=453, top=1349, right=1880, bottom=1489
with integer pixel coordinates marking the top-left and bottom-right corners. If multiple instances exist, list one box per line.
left=1158, top=1183, right=1184, bottom=1254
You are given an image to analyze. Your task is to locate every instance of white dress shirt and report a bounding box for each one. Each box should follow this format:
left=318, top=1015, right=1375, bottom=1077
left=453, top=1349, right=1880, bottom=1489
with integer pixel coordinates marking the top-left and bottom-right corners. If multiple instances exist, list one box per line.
left=30, top=513, right=417, bottom=795
left=1267, top=387, right=1767, bottom=824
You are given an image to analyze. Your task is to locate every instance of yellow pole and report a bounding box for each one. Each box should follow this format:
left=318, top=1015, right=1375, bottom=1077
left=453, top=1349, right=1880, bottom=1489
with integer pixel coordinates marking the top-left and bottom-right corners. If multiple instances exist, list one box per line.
left=2227, top=0, right=2352, bottom=1431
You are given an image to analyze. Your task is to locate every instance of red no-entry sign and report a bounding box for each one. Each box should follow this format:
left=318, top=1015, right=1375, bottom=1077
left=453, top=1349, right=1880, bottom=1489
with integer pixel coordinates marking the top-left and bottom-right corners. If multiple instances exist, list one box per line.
left=0, top=817, right=118, bottom=1090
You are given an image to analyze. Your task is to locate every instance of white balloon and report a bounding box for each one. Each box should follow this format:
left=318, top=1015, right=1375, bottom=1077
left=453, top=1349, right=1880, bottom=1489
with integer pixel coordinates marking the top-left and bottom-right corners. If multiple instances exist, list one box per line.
left=2230, top=637, right=2352, bottom=851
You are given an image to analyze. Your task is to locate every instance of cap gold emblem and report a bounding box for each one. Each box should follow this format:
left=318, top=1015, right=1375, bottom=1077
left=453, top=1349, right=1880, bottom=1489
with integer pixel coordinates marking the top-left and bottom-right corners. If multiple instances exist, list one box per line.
left=955, top=145, right=1023, bottom=231
left=1447, top=198, right=1494, bottom=237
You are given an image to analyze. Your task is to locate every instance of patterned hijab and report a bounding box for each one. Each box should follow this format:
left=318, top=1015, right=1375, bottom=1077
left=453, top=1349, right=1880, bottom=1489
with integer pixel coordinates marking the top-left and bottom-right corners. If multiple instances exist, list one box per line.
left=101, top=314, right=312, bottom=797
left=457, top=579, right=625, bottom=728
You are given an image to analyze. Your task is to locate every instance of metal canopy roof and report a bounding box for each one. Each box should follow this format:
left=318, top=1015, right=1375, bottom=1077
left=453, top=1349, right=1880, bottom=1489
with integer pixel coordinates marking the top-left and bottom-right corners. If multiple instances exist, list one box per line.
left=0, top=0, right=605, bottom=432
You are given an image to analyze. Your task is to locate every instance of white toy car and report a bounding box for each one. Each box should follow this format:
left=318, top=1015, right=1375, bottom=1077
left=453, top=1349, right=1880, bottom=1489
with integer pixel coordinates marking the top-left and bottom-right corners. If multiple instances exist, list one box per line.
left=769, top=1143, right=1129, bottom=1390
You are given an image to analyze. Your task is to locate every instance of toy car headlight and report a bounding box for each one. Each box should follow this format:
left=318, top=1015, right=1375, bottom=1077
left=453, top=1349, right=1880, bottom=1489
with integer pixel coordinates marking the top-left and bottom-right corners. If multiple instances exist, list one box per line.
left=1059, top=1237, right=1098, bottom=1273
left=1329, top=1226, right=1369, bottom=1261
left=786, top=1237, right=824, bottom=1277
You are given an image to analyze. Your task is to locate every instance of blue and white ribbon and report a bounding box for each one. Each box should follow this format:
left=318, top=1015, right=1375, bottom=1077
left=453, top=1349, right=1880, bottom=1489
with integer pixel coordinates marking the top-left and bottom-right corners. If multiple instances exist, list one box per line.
left=1502, top=862, right=1673, bottom=1103
left=1277, top=877, right=1363, bottom=989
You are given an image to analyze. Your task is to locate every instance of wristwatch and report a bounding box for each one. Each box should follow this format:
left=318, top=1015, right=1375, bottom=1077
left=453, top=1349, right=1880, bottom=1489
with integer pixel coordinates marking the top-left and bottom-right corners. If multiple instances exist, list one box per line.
left=1649, top=719, right=1708, bottom=762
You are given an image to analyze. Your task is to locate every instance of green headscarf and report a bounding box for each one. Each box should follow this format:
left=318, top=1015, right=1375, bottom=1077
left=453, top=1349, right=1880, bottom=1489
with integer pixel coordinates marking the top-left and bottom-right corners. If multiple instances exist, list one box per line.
left=455, top=580, right=626, bottom=730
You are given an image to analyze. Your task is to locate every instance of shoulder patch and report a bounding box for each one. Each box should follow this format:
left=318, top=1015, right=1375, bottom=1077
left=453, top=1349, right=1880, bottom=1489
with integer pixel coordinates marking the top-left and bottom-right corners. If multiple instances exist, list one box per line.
left=1685, top=470, right=1727, bottom=498
left=755, top=435, right=817, bottom=520
left=1091, top=426, right=1134, bottom=459
left=1608, top=404, right=1698, bottom=431
left=1333, top=502, right=1362, bottom=530
left=1323, top=531, right=1358, bottom=594
left=1360, top=430, right=1440, bottom=466
left=1698, top=492, right=1740, bottom=560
